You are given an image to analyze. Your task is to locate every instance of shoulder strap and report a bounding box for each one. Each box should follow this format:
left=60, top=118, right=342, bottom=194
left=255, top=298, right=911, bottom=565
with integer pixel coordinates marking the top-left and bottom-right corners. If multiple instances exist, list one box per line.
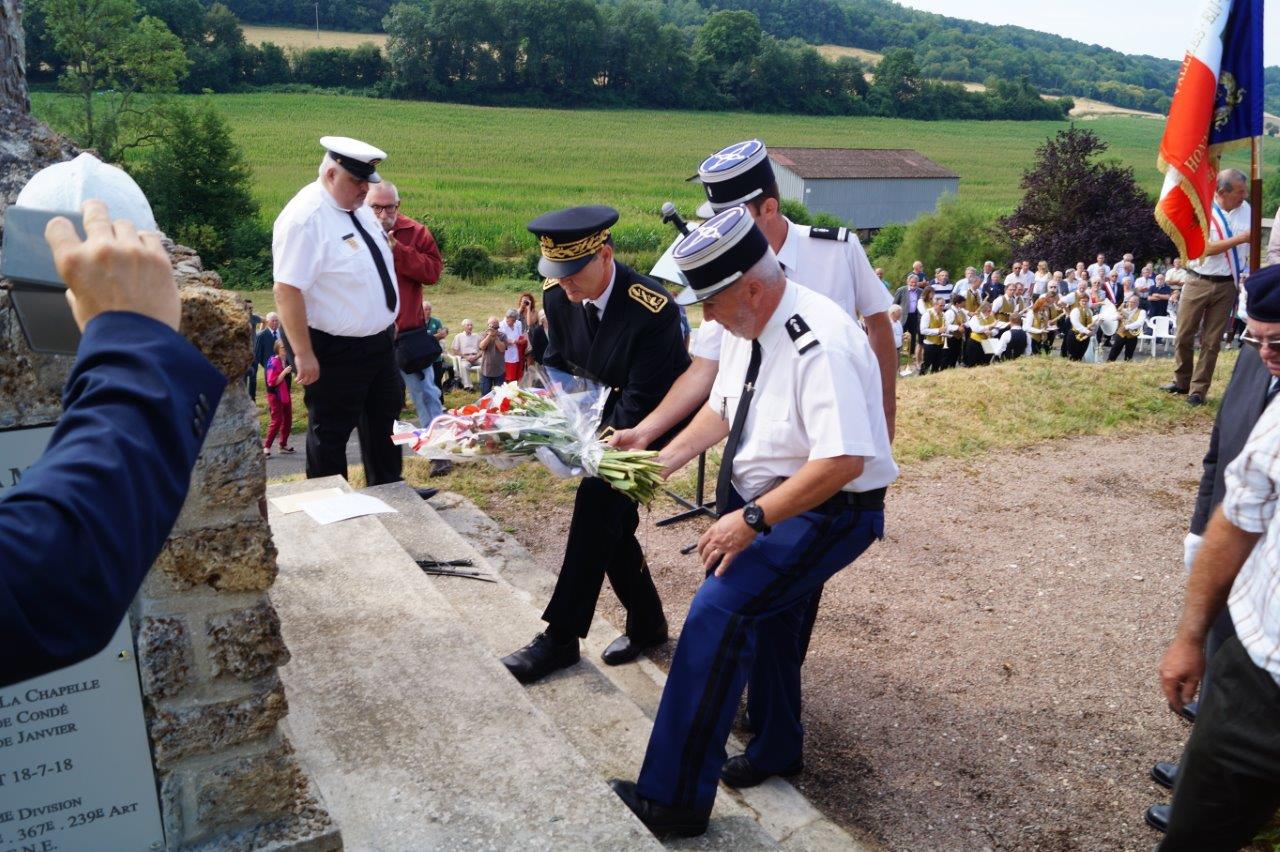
left=785, top=314, right=819, bottom=353
left=808, top=226, right=850, bottom=242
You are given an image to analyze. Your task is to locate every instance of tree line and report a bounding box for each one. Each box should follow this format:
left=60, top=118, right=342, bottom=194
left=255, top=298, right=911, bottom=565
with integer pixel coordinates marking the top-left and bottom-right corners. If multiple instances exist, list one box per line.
left=192, top=0, right=1196, bottom=114
left=25, top=0, right=1071, bottom=120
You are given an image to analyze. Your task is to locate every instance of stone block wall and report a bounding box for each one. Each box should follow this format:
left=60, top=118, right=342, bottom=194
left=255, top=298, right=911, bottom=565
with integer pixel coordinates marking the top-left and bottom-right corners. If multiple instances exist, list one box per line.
left=0, top=103, right=339, bottom=850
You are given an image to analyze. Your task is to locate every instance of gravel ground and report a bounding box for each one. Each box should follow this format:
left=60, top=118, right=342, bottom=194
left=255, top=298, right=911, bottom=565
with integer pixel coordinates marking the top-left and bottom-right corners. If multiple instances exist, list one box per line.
left=499, top=427, right=1212, bottom=850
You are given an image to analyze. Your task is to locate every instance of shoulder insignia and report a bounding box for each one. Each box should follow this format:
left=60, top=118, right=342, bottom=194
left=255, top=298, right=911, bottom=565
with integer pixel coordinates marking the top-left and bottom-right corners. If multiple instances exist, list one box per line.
left=785, top=314, right=819, bottom=354
left=808, top=226, right=850, bottom=242
left=543, top=277, right=560, bottom=292
left=628, top=283, right=667, bottom=313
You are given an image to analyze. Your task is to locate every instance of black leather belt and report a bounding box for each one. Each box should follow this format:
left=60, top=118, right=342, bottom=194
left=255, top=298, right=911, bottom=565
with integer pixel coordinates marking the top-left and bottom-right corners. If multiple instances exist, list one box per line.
left=818, top=487, right=887, bottom=512
left=1190, top=273, right=1233, bottom=283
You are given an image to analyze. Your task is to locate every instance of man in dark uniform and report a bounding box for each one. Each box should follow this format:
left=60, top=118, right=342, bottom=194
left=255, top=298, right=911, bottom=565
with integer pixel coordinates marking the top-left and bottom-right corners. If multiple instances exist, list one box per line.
left=1, top=200, right=226, bottom=686
left=1144, top=265, right=1280, bottom=834
left=500, top=205, right=690, bottom=684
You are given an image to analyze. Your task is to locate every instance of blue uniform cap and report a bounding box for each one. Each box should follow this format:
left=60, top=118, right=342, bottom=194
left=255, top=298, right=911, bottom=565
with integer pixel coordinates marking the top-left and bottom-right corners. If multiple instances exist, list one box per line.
left=694, top=140, right=775, bottom=219
left=1246, top=264, right=1280, bottom=322
left=526, top=205, right=619, bottom=279
left=672, top=205, right=770, bottom=305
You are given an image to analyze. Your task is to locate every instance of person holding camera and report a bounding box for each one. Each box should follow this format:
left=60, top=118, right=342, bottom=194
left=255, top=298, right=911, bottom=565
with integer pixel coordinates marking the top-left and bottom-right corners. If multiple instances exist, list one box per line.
left=1, top=197, right=226, bottom=686
left=478, top=316, right=508, bottom=394
left=273, top=137, right=404, bottom=486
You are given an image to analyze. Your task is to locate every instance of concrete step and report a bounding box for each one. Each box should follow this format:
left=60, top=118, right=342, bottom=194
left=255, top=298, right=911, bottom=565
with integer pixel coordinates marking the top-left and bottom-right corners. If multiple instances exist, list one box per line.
left=266, top=476, right=661, bottom=851
left=366, top=482, right=872, bottom=850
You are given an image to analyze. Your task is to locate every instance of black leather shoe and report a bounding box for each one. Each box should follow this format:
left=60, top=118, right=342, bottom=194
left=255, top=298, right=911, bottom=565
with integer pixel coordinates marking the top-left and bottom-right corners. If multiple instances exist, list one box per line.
left=608, top=779, right=708, bottom=838
left=601, top=624, right=668, bottom=666
left=1179, top=699, right=1198, bottom=723
left=720, top=754, right=803, bottom=788
left=1188, top=392, right=1205, bottom=406
left=415, top=487, right=439, bottom=501
left=1160, top=382, right=1189, bottom=394
left=501, top=632, right=579, bottom=684
left=1145, top=803, right=1171, bottom=833
left=1151, top=761, right=1178, bottom=791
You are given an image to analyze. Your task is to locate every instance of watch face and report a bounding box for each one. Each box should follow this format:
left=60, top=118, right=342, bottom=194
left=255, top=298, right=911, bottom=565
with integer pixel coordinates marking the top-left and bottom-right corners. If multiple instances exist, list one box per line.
left=744, top=504, right=763, bottom=527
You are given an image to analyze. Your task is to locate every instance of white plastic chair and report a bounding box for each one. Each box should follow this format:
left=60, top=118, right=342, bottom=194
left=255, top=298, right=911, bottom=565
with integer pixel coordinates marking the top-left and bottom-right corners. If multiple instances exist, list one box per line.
left=1145, top=316, right=1175, bottom=356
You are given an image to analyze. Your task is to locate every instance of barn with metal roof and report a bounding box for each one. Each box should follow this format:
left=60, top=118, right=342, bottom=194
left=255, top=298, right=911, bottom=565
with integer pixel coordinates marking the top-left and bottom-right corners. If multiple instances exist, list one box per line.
left=769, top=147, right=960, bottom=234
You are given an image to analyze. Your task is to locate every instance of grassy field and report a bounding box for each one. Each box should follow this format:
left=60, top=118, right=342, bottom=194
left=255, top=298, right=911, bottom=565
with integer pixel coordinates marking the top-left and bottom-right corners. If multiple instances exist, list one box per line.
left=34, top=92, right=1276, bottom=258
left=241, top=25, right=387, bottom=50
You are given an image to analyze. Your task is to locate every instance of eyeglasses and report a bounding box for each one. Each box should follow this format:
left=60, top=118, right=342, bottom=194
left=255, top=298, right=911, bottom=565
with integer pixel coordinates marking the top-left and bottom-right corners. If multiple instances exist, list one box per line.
left=1241, top=333, right=1280, bottom=352
left=369, top=203, right=399, bottom=213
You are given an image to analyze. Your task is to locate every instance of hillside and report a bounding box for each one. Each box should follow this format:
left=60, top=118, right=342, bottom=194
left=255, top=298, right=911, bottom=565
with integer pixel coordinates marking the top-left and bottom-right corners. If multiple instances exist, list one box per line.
left=223, top=0, right=1280, bottom=117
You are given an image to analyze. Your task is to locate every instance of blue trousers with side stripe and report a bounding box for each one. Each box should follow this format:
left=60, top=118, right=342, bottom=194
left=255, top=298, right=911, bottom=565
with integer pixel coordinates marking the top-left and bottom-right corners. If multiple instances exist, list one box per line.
left=636, top=499, right=883, bottom=812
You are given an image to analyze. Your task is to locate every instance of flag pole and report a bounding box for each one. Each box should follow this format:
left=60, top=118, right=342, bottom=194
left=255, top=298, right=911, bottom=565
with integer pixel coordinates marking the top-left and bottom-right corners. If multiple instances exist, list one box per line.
left=1251, top=135, right=1263, bottom=271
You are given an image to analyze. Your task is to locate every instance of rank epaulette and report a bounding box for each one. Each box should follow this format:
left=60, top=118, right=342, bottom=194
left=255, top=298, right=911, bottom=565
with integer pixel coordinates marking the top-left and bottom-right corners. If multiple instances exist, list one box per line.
left=785, top=314, right=819, bottom=353
left=809, top=226, right=850, bottom=242
left=628, top=283, right=667, bottom=313
left=543, top=277, right=560, bottom=292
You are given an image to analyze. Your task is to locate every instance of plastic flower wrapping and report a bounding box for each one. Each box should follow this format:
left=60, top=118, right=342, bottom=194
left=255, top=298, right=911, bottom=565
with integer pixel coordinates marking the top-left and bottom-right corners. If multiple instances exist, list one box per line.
left=392, top=371, right=666, bottom=503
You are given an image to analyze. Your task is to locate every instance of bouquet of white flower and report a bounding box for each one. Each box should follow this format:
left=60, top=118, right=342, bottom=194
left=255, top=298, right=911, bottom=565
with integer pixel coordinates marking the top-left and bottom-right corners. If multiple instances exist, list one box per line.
left=392, top=375, right=665, bottom=503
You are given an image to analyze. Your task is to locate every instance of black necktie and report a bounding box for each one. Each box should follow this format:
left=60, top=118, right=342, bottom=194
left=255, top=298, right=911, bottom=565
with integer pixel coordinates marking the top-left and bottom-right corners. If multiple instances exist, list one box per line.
left=584, top=303, right=600, bottom=338
left=716, top=340, right=763, bottom=513
left=346, top=210, right=397, bottom=312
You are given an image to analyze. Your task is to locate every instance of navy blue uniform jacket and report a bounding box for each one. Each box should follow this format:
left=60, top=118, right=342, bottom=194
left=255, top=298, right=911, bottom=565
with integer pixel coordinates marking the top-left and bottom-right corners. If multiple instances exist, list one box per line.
left=0, top=312, right=226, bottom=686
left=542, top=262, right=690, bottom=447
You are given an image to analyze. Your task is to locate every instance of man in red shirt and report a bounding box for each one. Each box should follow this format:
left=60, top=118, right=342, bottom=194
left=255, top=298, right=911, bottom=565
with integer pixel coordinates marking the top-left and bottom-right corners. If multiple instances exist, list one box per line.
left=366, top=182, right=445, bottom=425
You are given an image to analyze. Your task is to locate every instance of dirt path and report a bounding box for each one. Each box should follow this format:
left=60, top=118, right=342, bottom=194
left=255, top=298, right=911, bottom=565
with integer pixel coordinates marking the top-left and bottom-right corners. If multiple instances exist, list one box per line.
left=500, top=427, right=1210, bottom=850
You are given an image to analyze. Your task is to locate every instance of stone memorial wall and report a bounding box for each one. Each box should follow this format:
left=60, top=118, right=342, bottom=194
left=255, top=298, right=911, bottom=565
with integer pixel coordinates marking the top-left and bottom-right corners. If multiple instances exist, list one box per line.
left=0, top=99, right=339, bottom=850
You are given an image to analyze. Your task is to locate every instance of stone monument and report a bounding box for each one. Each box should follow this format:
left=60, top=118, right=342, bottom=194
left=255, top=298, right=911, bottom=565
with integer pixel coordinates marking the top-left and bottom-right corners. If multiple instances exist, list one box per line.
left=0, top=12, right=339, bottom=849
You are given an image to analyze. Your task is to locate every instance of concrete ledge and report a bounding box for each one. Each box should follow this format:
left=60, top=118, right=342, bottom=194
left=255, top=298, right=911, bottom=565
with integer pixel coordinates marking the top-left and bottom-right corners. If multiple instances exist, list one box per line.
left=267, top=477, right=659, bottom=850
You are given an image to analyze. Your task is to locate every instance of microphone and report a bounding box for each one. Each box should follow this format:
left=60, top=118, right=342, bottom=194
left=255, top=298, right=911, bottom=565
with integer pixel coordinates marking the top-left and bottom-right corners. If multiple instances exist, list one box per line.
left=661, top=202, right=690, bottom=236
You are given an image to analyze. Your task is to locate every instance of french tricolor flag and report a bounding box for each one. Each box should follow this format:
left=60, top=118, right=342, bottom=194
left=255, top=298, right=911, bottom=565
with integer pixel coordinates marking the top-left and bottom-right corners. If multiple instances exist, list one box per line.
left=1156, top=0, right=1263, bottom=261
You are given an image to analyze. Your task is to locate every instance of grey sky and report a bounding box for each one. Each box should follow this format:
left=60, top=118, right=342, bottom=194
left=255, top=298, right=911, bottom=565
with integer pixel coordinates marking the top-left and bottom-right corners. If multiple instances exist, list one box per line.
left=897, top=0, right=1280, bottom=66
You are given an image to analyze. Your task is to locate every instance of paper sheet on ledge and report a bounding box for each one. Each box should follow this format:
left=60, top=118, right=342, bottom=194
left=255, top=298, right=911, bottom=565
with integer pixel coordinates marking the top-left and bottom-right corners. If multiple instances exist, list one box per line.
left=270, top=488, right=345, bottom=514
left=301, top=493, right=398, bottom=525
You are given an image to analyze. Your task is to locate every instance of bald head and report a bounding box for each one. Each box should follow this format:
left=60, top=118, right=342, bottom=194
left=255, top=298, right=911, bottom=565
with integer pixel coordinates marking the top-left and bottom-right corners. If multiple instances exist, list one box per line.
left=366, top=182, right=401, bottom=231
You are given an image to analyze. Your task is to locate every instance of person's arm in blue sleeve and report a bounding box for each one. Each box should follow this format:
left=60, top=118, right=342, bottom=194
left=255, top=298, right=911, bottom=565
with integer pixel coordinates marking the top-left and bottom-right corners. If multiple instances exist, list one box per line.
left=0, top=199, right=228, bottom=686
left=0, top=313, right=225, bottom=685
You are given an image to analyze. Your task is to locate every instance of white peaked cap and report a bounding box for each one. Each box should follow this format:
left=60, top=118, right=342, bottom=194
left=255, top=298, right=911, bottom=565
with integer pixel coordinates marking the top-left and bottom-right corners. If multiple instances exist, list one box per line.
left=16, top=152, right=158, bottom=232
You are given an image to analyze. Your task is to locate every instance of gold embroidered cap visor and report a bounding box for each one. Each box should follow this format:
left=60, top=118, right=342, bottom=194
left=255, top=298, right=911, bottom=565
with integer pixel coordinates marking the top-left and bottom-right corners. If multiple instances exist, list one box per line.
left=526, top=204, right=620, bottom=279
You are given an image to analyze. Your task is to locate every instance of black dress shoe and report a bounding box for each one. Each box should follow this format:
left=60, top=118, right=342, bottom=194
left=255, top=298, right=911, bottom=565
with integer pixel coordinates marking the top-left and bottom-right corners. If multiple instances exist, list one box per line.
left=1145, top=803, right=1171, bottom=833
left=1160, top=382, right=1189, bottom=394
left=1179, top=699, right=1198, bottom=723
left=601, top=624, right=668, bottom=666
left=415, top=487, right=439, bottom=501
left=1151, top=761, right=1178, bottom=791
left=608, top=779, right=708, bottom=838
left=501, top=632, right=579, bottom=684
left=720, top=754, right=803, bottom=788
left=1188, top=392, right=1206, bottom=406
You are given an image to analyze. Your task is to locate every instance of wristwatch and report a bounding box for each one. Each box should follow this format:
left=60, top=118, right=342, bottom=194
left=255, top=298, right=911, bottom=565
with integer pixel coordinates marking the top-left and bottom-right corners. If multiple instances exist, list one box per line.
left=742, top=501, right=771, bottom=534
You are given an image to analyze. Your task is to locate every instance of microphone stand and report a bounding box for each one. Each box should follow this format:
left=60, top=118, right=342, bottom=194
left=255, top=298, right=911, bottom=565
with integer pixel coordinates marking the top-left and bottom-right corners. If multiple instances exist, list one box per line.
left=655, top=202, right=718, bottom=529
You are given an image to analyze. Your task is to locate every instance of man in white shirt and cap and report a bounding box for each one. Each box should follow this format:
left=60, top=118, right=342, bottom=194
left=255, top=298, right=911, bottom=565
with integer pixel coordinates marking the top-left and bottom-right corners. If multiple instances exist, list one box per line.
left=608, top=205, right=896, bottom=837
left=1161, top=168, right=1253, bottom=406
left=272, top=137, right=403, bottom=486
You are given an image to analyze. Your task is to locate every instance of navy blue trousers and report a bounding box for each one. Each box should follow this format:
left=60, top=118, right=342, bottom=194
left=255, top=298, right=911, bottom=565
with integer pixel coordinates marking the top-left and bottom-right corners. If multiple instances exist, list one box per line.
left=636, top=498, right=883, bottom=812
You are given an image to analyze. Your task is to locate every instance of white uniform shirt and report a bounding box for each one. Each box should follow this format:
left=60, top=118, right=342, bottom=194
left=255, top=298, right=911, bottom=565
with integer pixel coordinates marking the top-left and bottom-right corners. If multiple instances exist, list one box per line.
left=708, top=282, right=897, bottom=500
left=1222, top=398, right=1280, bottom=685
left=500, top=319, right=524, bottom=364
left=272, top=180, right=398, bottom=337
left=691, top=220, right=892, bottom=361
left=1189, top=201, right=1251, bottom=279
